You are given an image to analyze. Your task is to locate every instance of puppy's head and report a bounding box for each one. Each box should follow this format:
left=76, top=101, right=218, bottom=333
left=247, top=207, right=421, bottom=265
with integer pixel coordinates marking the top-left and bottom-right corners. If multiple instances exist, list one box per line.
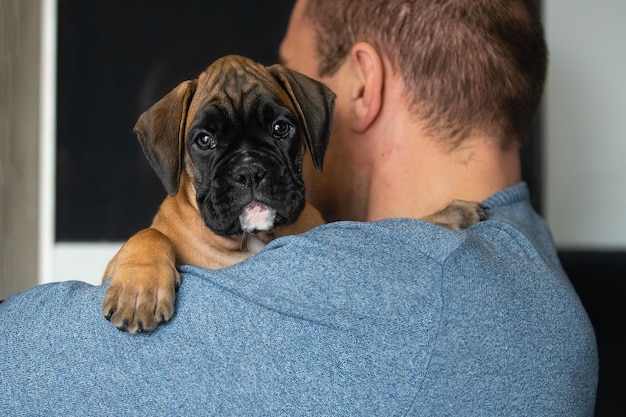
left=134, top=55, right=335, bottom=236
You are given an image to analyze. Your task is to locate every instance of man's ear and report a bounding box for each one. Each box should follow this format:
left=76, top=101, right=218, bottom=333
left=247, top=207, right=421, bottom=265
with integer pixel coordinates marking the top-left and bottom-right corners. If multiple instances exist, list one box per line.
left=348, top=42, right=384, bottom=133
left=268, top=65, right=335, bottom=172
left=133, top=80, right=197, bottom=196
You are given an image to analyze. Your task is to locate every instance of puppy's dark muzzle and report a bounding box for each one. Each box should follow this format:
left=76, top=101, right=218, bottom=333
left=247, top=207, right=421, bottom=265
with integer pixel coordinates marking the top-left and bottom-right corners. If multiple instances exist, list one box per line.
left=232, top=163, right=267, bottom=190
left=198, top=149, right=305, bottom=237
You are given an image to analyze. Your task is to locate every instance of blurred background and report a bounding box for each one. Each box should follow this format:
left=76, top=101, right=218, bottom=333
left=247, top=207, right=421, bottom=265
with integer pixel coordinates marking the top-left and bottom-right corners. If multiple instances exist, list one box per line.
left=1, top=1, right=624, bottom=415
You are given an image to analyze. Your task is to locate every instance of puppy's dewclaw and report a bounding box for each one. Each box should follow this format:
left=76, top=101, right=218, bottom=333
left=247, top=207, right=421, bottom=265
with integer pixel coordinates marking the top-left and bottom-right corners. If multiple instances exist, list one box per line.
left=421, top=200, right=489, bottom=230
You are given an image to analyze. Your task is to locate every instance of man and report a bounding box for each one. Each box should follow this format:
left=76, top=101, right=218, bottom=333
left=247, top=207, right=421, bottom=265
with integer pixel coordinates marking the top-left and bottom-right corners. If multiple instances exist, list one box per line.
left=282, top=0, right=541, bottom=224
left=0, top=1, right=597, bottom=416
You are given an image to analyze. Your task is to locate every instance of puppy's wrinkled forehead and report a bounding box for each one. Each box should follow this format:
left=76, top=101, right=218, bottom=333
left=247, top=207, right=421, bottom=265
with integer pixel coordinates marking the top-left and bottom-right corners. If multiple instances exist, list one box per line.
left=187, top=56, right=289, bottom=120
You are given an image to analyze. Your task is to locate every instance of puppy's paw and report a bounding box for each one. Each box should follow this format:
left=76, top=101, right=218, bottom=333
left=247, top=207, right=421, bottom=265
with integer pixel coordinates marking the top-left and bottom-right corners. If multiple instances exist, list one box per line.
left=102, top=262, right=180, bottom=334
left=424, top=200, right=488, bottom=231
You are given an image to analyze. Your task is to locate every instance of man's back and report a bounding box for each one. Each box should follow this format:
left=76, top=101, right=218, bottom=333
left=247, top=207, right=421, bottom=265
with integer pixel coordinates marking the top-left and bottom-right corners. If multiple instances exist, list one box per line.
left=416, top=185, right=597, bottom=415
left=0, top=183, right=597, bottom=416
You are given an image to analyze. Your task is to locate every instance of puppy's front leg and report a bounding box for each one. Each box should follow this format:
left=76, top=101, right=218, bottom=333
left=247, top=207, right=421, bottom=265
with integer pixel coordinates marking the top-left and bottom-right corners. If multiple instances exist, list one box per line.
left=421, top=200, right=488, bottom=230
left=102, top=228, right=180, bottom=333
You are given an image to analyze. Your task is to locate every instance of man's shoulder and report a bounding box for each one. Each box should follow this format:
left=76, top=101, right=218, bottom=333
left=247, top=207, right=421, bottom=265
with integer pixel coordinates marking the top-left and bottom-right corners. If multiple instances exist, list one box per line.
left=280, top=218, right=482, bottom=264
left=0, top=280, right=105, bottom=330
left=284, top=213, right=548, bottom=267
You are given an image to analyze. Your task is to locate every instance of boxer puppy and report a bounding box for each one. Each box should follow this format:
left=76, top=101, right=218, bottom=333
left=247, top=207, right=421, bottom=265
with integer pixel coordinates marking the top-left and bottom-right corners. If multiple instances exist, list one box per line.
left=102, top=55, right=486, bottom=334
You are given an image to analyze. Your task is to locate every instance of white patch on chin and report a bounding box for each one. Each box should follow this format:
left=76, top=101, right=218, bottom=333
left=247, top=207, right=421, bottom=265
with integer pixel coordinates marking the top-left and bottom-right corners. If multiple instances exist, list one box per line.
left=239, top=202, right=276, bottom=233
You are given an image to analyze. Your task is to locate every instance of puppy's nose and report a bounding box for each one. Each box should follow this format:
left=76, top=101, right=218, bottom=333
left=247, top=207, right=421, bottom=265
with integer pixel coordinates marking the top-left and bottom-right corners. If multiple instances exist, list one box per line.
left=233, top=164, right=266, bottom=189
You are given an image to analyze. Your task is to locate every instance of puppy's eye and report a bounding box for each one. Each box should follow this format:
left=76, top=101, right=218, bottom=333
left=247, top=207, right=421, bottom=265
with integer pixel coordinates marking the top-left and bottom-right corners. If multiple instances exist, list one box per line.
left=271, top=120, right=293, bottom=139
left=195, top=132, right=217, bottom=150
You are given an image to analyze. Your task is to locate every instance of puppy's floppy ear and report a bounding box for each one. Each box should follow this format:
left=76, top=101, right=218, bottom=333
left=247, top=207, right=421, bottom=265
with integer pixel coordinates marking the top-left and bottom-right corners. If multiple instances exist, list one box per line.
left=268, top=65, right=335, bottom=172
left=133, top=80, right=197, bottom=196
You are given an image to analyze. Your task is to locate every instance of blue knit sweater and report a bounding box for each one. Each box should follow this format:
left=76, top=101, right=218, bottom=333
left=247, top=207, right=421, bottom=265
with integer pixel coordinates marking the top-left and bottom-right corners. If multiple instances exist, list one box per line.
left=0, top=183, right=598, bottom=416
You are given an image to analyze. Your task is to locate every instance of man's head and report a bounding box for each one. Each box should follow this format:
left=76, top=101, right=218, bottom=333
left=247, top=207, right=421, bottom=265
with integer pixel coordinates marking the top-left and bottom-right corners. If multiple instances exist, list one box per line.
left=297, top=0, right=547, bottom=146
left=280, top=0, right=547, bottom=221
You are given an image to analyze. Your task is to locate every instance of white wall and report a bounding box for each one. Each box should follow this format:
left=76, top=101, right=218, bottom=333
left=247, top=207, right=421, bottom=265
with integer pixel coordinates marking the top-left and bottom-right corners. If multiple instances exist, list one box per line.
left=0, top=0, right=44, bottom=299
left=545, top=1, right=626, bottom=249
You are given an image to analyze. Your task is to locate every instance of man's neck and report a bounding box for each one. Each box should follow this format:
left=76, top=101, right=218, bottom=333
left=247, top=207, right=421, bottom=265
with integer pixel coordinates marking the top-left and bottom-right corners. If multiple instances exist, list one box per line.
left=364, top=128, right=522, bottom=221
